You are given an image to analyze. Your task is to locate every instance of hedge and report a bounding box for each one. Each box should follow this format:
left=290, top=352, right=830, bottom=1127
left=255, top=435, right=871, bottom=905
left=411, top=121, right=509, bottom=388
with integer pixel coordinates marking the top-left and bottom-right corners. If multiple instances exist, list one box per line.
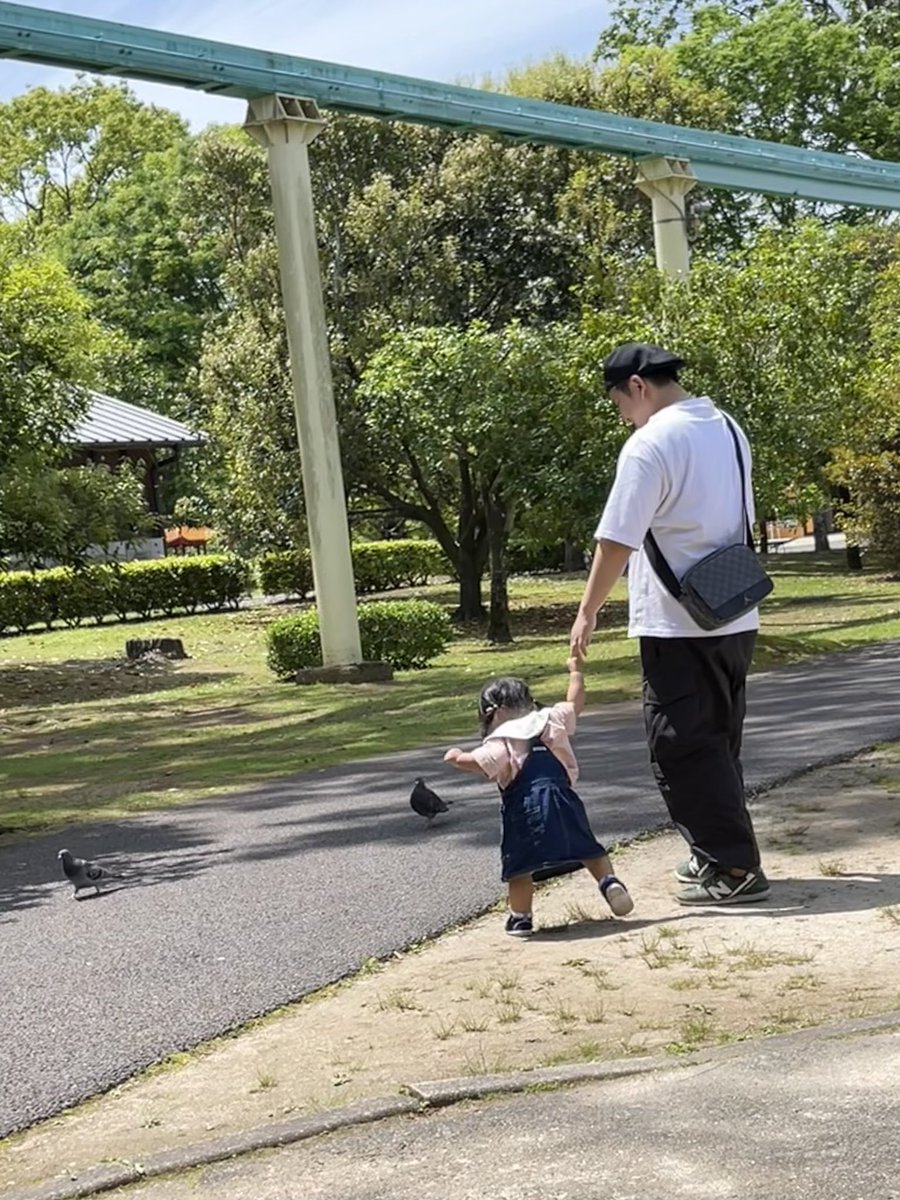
left=257, top=540, right=445, bottom=599
left=256, top=549, right=315, bottom=599
left=352, top=540, right=445, bottom=592
left=0, top=556, right=251, bottom=635
left=266, top=599, right=451, bottom=676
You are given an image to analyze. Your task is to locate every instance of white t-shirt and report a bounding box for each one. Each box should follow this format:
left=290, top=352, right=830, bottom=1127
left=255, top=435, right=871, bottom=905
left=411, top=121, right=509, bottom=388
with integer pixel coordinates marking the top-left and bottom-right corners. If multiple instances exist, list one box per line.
left=596, top=397, right=761, bottom=639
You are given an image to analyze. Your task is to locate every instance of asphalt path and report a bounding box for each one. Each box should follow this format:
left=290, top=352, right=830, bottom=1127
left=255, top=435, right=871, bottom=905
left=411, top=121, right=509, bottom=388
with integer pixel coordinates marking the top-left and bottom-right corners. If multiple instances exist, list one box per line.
left=2, top=641, right=899, bottom=1136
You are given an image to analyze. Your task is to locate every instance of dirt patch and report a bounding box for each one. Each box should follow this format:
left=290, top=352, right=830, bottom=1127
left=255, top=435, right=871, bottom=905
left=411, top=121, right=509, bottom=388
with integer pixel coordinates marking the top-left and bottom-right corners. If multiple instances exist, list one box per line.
left=2, top=750, right=900, bottom=1193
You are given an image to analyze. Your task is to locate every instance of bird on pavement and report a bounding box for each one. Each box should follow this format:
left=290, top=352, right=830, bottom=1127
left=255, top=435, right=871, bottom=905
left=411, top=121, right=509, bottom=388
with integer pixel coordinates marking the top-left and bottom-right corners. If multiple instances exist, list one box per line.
left=58, top=848, right=123, bottom=898
left=410, top=778, right=452, bottom=823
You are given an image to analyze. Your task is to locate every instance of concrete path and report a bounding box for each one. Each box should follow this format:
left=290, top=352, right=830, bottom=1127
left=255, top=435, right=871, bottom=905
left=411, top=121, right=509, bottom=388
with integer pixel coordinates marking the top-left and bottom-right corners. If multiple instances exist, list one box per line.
left=2, top=641, right=900, bottom=1137
left=107, top=1017, right=900, bottom=1200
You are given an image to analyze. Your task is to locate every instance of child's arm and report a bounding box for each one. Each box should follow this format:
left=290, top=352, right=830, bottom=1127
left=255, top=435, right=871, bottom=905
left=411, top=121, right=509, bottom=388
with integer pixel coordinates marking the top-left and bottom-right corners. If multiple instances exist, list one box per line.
left=444, top=747, right=489, bottom=776
left=566, top=654, right=586, bottom=718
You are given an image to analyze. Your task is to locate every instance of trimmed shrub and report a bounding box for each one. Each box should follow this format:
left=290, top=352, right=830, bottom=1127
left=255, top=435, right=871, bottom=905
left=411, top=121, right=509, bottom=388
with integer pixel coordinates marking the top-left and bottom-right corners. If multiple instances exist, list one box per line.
left=0, top=571, right=54, bottom=633
left=351, top=540, right=445, bottom=592
left=45, top=566, right=118, bottom=627
left=257, top=550, right=315, bottom=599
left=257, top=540, right=445, bottom=600
left=354, top=599, right=451, bottom=667
left=266, top=599, right=451, bottom=677
left=0, top=555, right=252, bottom=635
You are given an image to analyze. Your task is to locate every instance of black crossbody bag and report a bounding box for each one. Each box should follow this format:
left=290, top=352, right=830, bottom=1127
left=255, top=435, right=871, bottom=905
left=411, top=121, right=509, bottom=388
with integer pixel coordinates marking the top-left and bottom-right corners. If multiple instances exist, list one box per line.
left=643, top=416, right=774, bottom=631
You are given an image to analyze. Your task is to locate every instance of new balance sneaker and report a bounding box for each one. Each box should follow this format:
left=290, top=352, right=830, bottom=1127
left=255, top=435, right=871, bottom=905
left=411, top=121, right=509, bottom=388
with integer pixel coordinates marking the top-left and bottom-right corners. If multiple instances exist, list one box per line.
left=504, top=913, right=534, bottom=938
left=677, top=867, right=770, bottom=906
left=674, top=853, right=710, bottom=884
left=599, top=875, right=635, bottom=917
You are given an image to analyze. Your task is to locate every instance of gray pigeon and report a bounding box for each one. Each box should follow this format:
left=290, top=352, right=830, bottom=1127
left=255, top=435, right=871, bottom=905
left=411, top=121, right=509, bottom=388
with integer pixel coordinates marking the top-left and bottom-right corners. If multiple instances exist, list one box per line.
left=58, top=848, right=123, bottom=898
left=410, top=778, right=451, bottom=823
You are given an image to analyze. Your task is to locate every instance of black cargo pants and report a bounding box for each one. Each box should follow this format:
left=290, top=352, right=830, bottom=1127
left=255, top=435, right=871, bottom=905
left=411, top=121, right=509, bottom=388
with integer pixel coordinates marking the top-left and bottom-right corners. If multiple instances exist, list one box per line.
left=640, top=631, right=761, bottom=872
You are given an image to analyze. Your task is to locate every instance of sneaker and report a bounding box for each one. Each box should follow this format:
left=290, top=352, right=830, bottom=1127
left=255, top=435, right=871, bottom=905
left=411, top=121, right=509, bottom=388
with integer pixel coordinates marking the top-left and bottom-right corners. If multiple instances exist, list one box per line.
left=599, top=875, right=634, bottom=917
left=504, top=913, right=534, bottom=938
left=674, top=853, right=710, bottom=884
left=677, top=867, right=770, bottom=906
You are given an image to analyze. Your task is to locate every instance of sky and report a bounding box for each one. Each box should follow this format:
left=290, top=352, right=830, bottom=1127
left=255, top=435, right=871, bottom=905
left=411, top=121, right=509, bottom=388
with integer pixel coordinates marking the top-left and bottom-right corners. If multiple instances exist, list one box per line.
left=0, top=0, right=611, bottom=129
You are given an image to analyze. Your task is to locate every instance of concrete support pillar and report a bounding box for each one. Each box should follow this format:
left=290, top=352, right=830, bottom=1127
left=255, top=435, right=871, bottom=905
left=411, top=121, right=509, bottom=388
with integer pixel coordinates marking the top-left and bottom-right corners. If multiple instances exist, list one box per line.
left=244, top=95, right=362, bottom=667
left=635, top=156, right=697, bottom=278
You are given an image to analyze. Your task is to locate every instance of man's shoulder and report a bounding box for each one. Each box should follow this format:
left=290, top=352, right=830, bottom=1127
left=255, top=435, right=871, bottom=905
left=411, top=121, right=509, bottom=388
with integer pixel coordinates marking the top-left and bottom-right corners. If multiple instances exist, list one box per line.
left=626, top=407, right=690, bottom=457
left=621, top=424, right=664, bottom=459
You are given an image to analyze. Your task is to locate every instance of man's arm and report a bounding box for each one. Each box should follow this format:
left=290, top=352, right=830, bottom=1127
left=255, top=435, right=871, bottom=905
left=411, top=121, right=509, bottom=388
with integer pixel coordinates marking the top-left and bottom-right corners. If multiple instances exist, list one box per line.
left=571, top=438, right=664, bottom=656
left=570, top=538, right=633, bottom=657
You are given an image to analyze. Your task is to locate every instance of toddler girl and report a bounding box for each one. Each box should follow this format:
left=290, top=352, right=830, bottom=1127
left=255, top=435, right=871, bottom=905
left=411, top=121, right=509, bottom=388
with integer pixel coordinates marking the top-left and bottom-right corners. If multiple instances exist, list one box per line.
left=444, top=654, right=633, bottom=936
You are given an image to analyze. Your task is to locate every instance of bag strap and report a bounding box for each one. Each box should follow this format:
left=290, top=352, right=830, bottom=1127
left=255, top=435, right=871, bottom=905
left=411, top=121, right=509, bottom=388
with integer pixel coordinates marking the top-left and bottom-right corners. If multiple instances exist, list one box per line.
left=722, top=414, right=755, bottom=550
left=643, top=528, right=682, bottom=599
left=642, top=412, right=755, bottom=601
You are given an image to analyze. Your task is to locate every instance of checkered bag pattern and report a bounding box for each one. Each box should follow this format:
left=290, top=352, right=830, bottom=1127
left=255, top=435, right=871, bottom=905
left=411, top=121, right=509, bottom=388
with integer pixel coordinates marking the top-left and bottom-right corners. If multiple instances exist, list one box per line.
left=680, top=544, right=774, bottom=630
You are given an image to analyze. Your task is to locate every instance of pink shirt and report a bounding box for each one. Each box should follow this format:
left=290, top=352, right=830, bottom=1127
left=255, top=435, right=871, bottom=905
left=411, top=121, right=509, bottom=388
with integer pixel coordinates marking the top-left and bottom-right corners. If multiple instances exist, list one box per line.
left=470, top=702, right=579, bottom=790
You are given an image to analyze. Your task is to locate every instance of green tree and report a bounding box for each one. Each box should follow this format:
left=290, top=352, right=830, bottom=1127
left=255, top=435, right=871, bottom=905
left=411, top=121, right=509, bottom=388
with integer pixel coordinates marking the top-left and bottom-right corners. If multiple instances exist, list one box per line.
left=582, top=223, right=893, bottom=543
left=0, top=226, right=142, bottom=565
left=0, top=81, right=228, bottom=412
left=55, top=141, right=223, bottom=405
left=0, top=79, right=187, bottom=226
left=196, top=247, right=305, bottom=555
left=359, top=322, right=619, bottom=636
left=0, top=226, right=108, bottom=472
left=0, top=458, right=151, bottom=569
left=596, top=0, right=900, bottom=166
left=828, top=252, right=900, bottom=566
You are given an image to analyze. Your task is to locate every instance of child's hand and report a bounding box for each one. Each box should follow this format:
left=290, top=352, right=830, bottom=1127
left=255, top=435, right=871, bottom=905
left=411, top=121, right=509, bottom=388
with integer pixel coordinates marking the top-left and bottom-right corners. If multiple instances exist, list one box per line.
left=567, top=652, right=584, bottom=674
left=444, top=747, right=463, bottom=763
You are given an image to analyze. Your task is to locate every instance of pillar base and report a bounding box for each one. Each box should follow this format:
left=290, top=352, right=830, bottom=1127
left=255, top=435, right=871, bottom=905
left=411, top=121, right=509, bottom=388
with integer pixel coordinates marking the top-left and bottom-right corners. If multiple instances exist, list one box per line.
left=294, top=661, right=394, bottom=686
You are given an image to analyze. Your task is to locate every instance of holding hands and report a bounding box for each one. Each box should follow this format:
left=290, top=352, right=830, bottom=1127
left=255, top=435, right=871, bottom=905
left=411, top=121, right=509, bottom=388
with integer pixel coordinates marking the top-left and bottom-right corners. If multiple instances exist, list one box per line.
left=569, top=609, right=596, bottom=659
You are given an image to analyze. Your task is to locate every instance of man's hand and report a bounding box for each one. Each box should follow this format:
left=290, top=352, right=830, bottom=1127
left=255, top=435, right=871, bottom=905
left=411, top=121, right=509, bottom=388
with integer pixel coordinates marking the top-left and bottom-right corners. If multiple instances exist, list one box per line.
left=569, top=609, right=596, bottom=658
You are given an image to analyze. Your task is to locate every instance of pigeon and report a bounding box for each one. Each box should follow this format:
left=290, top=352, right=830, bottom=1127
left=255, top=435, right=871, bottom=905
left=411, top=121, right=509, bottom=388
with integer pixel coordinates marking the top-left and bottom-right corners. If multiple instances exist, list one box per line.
left=410, top=778, right=451, bottom=823
left=58, top=848, right=123, bottom=899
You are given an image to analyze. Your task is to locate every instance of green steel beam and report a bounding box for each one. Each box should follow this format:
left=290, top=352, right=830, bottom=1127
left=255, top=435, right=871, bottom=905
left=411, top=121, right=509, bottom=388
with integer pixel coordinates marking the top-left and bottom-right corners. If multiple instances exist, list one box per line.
left=2, top=1, right=900, bottom=209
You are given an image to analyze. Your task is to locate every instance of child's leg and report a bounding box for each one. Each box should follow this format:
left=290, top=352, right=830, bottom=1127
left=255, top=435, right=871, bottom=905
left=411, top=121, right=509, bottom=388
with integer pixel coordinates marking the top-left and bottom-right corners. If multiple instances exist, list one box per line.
left=582, top=855, right=614, bottom=883
left=504, top=874, right=535, bottom=937
left=507, top=874, right=534, bottom=915
left=582, top=856, right=634, bottom=917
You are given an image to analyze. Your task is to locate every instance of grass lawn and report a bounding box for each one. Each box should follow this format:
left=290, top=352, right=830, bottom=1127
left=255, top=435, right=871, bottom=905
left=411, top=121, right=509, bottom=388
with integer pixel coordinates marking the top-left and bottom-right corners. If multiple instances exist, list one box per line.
left=2, top=551, right=900, bottom=841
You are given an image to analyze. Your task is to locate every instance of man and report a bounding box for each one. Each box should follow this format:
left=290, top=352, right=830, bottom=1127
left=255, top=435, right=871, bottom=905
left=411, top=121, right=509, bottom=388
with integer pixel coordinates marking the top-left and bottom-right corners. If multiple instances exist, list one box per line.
left=570, top=342, right=768, bottom=905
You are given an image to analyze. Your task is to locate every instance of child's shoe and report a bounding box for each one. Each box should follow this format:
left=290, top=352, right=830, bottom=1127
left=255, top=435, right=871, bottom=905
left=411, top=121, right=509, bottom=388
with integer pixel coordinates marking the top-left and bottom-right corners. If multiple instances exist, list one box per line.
left=504, top=912, right=534, bottom=937
left=599, top=875, right=634, bottom=917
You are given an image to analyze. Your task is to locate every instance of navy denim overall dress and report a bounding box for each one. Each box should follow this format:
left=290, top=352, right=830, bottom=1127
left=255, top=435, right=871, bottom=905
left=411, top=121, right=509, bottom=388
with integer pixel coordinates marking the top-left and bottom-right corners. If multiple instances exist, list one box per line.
left=499, top=734, right=607, bottom=882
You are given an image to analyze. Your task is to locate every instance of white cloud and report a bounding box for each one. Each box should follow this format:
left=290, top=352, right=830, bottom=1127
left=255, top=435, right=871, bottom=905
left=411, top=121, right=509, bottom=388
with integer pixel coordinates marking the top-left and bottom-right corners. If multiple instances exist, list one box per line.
left=1, top=0, right=607, bottom=128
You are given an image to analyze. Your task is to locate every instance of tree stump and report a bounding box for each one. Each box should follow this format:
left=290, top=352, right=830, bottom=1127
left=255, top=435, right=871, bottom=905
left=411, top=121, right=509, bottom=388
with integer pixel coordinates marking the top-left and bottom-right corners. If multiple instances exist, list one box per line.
left=125, top=638, right=188, bottom=661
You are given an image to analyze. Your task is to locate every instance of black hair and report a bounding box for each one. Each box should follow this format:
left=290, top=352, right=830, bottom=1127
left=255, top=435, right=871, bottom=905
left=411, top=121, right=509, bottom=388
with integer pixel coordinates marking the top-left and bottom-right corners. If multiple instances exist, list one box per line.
left=639, top=368, right=681, bottom=387
left=478, top=676, right=537, bottom=738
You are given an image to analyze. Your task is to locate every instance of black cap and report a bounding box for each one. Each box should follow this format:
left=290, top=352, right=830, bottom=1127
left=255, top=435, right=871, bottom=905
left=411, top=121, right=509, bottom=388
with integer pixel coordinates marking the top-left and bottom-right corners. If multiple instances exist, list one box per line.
left=603, top=342, right=685, bottom=391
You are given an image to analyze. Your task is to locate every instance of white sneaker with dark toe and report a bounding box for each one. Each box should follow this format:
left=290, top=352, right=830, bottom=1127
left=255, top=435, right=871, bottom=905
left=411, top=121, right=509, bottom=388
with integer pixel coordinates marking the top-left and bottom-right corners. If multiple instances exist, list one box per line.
left=599, top=875, right=634, bottom=917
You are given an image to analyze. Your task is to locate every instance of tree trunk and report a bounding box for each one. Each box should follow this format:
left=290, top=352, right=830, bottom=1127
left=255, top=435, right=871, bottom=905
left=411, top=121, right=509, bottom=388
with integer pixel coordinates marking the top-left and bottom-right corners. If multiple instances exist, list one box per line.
left=758, top=515, right=771, bottom=556
left=485, top=492, right=512, bottom=644
left=454, top=548, right=486, bottom=622
left=812, top=509, right=830, bottom=553
left=368, top=480, right=487, bottom=620
left=563, top=540, right=585, bottom=573
left=832, top=486, right=863, bottom=571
